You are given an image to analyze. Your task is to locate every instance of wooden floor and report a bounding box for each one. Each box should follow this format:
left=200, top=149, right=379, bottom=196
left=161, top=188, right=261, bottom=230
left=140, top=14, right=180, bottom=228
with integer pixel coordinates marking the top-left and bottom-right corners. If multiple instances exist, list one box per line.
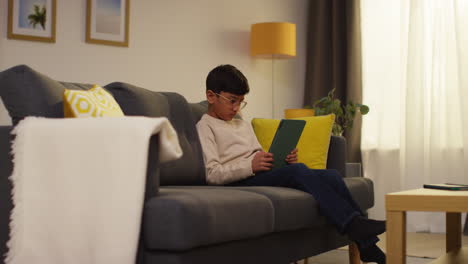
left=297, top=232, right=468, bottom=264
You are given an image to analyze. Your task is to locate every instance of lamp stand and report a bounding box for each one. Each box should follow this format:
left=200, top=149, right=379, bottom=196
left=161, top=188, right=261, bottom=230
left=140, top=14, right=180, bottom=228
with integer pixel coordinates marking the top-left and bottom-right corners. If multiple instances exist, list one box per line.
left=250, top=22, right=296, bottom=118
left=271, top=54, right=275, bottom=118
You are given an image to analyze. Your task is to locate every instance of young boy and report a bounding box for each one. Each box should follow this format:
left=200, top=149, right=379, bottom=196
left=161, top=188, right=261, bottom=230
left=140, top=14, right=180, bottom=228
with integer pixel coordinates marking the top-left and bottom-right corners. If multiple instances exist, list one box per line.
left=196, top=64, right=386, bottom=264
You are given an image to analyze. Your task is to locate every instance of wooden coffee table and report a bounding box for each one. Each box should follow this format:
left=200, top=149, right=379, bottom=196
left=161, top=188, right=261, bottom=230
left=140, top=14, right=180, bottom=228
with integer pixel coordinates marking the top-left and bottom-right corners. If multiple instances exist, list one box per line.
left=386, top=188, right=468, bottom=264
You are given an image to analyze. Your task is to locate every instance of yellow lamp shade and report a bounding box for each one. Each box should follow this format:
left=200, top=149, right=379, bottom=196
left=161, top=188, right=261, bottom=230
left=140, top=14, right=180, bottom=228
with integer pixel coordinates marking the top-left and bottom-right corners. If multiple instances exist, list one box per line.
left=250, top=22, right=296, bottom=58
left=284, top=108, right=315, bottom=119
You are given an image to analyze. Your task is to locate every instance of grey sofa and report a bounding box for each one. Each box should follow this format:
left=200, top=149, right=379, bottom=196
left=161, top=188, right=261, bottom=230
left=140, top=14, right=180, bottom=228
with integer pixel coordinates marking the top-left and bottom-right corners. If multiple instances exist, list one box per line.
left=0, top=65, right=374, bottom=264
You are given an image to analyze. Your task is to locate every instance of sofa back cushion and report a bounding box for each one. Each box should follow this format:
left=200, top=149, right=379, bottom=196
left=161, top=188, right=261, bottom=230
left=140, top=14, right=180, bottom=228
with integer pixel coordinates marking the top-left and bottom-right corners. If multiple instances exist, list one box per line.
left=105, top=82, right=206, bottom=186
left=104, top=82, right=169, bottom=117
left=0, top=100, right=11, bottom=126
left=0, top=65, right=206, bottom=185
left=159, top=92, right=206, bottom=185
left=189, top=100, right=209, bottom=123
left=0, top=65, right=92, bottom=124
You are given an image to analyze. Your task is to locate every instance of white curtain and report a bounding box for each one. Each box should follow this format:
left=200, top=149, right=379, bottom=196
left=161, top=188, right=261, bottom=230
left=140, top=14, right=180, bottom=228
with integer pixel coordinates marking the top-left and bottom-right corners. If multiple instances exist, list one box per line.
left=361, top=0, right=468, bottom=232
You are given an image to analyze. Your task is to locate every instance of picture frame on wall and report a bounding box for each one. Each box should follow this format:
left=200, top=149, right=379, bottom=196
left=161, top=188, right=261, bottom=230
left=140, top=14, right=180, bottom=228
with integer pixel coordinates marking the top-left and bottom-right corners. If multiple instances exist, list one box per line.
left=7, top=0, right=57, bottom=43
left=86, top=0, right=130, bottom=47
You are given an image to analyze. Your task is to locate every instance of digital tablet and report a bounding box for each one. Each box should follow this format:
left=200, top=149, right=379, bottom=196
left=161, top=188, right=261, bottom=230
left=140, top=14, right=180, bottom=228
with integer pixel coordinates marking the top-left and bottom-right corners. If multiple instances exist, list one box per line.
left=268, top=119, right=306, bottom=169
left=423, top=184, right=468, bottom=191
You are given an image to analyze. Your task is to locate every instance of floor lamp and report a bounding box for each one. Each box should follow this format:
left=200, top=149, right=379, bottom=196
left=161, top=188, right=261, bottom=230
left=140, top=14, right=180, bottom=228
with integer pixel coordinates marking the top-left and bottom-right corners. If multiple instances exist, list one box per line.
left=250, top=22, right=296, bottom=118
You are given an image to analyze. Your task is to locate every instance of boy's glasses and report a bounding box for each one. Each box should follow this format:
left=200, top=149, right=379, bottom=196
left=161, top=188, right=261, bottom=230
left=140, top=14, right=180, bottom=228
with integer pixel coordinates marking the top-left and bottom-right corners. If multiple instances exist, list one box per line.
left=215, top=93, right=248, bottom=110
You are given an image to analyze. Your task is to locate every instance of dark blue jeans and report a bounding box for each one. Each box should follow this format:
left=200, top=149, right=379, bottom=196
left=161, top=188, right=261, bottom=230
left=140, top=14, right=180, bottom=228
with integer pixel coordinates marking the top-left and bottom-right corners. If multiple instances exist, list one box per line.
left=228, top=163, right=378, bottom=247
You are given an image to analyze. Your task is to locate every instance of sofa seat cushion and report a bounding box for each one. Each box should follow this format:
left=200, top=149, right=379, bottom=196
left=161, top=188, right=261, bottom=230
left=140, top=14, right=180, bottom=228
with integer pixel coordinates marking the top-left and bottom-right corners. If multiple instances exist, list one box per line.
left=158, top=177, right=374, bottom=236
left=229, top=186, right=324, bottom=232
left=231, top=177, right=374, bottom=232
left=143, top=187, right=274, bottom=251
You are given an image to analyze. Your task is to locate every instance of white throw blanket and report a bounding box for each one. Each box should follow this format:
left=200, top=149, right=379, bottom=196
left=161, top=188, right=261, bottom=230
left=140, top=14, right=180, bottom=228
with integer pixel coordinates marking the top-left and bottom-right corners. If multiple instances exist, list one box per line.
left=5, top=116, right=183, bottom=264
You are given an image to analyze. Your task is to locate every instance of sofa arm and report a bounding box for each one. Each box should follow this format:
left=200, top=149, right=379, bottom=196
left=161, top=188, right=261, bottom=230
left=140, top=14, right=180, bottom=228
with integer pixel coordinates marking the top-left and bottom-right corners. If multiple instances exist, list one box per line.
left=326, top=135, right=346, bottom=177
left=144, top=134, right=162, bottom=201
left=0, top=126, right=13, bottom=259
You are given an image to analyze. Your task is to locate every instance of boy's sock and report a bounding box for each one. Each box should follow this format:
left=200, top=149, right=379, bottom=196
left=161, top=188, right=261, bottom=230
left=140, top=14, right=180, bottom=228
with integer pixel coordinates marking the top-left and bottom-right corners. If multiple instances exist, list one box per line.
left=346, top=215, right=386, bottom=241
left=358, top=244, right=386, bottom=264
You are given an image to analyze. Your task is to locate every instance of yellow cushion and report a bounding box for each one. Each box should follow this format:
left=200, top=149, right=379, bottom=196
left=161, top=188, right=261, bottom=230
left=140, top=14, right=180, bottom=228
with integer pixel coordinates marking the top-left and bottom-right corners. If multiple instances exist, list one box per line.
left=251, top=114, right=335, bottom=169
left=63, top=85, right=124, bottom=117
left=284, top=108, right=314, bottom=118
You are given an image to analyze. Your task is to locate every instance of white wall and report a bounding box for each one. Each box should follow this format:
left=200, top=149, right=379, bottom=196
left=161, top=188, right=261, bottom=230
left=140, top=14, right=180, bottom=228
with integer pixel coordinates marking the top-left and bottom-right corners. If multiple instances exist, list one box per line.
left=0, top=0, right=309, bottom=120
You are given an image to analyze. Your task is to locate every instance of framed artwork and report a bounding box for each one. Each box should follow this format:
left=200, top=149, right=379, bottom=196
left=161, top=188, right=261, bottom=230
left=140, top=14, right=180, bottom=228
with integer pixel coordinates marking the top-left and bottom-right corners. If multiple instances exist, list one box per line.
left=7, top=0, right=56, bottom=43
left=86, top=0, right=130, bottom=47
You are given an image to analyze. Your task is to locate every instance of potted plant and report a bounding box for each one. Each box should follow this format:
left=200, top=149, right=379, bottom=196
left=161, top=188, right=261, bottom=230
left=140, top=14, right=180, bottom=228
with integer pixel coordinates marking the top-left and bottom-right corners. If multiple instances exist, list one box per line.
left=307, top=88, right=369, bottom=136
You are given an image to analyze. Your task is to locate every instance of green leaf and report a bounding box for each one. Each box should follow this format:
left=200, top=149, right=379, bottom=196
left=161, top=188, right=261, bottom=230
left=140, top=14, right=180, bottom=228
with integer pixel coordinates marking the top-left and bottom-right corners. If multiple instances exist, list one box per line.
left=308, top=89, right=370, bottom=134
left=313, top=97, right=328, bottom=108
left=328, top=88, right=336, bottom=98
left=360, top=105, right=370, bottom=115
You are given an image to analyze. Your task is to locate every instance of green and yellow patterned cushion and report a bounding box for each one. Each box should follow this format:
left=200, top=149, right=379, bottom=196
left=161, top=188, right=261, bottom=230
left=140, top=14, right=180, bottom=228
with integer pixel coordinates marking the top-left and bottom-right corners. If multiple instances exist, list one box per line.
left=63, top=85, right=124, bottom=117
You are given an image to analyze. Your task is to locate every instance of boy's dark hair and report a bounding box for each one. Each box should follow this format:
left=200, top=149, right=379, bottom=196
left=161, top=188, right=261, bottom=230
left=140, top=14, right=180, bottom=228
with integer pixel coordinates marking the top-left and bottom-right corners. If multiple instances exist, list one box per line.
left=206, top=64, right=250, bottom=95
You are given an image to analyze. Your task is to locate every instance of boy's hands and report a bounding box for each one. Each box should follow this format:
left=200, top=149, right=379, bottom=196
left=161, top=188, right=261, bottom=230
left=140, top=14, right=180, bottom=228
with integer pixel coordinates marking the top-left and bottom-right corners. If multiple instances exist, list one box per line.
left=252, top=151, right=274, bottom=172
left=285, top=148, right=298, bottom=164
left=252, top=149, right=297, bottom=173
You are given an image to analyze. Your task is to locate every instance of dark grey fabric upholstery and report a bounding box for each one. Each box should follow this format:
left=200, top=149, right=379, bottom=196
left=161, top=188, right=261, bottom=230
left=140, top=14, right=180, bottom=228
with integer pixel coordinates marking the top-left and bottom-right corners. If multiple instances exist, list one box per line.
left=189, top=101, right=209, bottom=123
left=0, top=65, right=90, bottom=124
left=105, top=82, right=169, bottom=117
left=159, top=93, right=206, bottom=186
left=327, top=135, right=347, bottom=177
left=162, top=186, right=321, bottom=232
left=346, top=162, right=362, bottom=177
left=144, top=136, right=161, bottom=200
left=163, top=178, right=374, bottom=235
left=0, top=127, right=13, bottom=260
left=59, top=82, right=93, bottom=91
left=236, top=177, right=374, bottom=230
left=143, top=187, right=274, bottom=251
left=344, top=177, right=374, bottom=211
left=228, top=186, right=324, bottom=231
left=105, top=83, right=206, bottom=186
left=142, top=226, right=350, bottom=264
